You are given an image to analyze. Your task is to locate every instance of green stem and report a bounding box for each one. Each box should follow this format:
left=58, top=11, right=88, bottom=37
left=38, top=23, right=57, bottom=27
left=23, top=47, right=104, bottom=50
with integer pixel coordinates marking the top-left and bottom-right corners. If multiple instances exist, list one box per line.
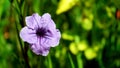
left=76, top=53, right=83, bottom=68
left=15, top=21, right=30, bottom=68
left=68, top=53, right=75, bottom=68
left=48, top=54, right=53, bottom=68
left=14, top=0, right=30, bottom=67
left=98, top=51, right=104, bottom=68
left=24, top=42, right=30, bottom=68
left=15, top=21, right=24, bottom=57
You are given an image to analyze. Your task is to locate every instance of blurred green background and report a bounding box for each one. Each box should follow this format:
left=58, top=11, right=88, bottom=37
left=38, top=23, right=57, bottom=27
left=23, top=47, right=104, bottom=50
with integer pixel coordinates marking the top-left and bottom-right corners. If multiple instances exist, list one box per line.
left=0, top=0, right=120, bottom=68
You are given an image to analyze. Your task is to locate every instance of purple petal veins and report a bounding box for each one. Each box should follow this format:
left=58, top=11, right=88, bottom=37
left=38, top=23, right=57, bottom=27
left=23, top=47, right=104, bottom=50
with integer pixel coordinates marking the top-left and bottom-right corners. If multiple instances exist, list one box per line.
left=20, top=13, right=61, bottom=56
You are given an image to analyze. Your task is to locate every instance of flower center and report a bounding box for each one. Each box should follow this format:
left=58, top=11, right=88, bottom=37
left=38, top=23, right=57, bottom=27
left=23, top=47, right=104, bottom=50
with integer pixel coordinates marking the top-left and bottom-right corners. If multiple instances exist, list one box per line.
left=36, top=28, right=47, bottom=37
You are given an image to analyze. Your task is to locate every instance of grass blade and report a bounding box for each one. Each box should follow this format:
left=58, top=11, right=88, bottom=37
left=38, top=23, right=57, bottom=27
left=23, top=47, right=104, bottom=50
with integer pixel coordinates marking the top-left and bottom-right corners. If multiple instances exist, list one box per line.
left=68, top=53, right=75, bottom=68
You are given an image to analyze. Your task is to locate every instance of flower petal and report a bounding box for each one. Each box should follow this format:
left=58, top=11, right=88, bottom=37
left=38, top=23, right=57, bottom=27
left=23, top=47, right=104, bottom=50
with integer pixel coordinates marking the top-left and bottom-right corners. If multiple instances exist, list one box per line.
left=45, top=29, right=61, bottom=47
left=30, top=43, right=50, bottom=56
left=26, top=13, right=41, bottom=29
left=50, top=29, right=61, bottom=47
left=20, top=27, right=37, bottom=44
left=42, top=13, right=51, bottom=19
left=41, top=13, right=56, bottom=29
left=30, top=36, right=51, bottom=56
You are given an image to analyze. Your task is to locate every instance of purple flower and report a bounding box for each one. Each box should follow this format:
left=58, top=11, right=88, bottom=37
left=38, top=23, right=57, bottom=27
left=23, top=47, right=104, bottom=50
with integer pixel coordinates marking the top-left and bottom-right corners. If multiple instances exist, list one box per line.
left=20, top=13, right=61, bottom=56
